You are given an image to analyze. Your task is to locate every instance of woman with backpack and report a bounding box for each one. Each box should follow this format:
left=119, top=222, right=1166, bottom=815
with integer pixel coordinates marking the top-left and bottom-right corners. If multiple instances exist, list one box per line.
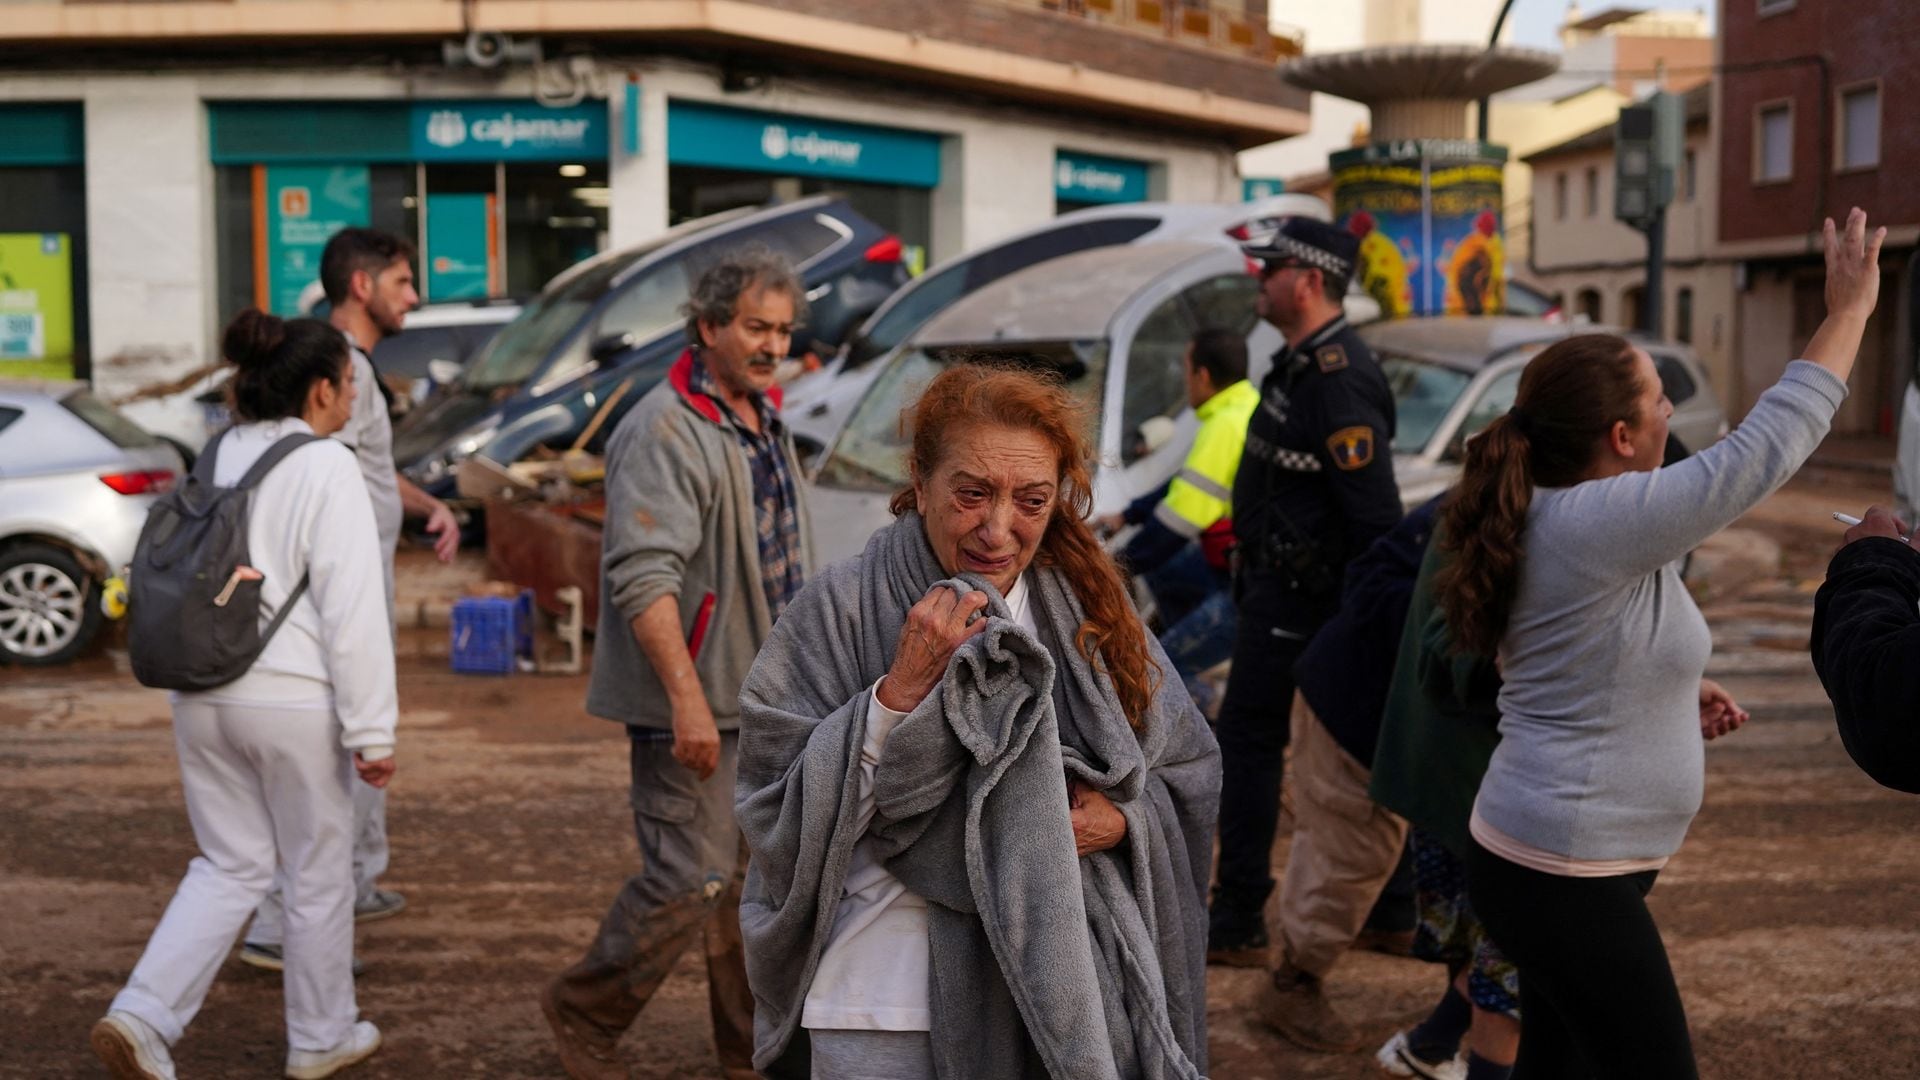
left=92, top=311, right=397, bottom=1080
left=1434, top=208, right=1884, bottom=1079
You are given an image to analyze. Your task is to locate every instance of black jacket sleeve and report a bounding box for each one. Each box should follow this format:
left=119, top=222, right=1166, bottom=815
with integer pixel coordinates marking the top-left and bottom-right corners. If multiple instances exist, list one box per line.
left=1119, top=516, right=1189, bottom=578
left=1311, top=375, right=1402, bottom=564
left=1811, top=537, right=1920, bottom=794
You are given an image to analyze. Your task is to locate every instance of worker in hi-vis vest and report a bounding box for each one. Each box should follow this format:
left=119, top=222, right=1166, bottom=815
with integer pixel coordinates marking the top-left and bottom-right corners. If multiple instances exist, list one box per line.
left=1099, top=325, right=1259, bottom=714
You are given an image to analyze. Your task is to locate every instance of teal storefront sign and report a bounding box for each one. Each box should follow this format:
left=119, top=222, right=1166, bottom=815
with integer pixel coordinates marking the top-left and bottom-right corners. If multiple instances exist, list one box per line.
left=210, top=101, right=608, bottom=165
left=1242, top=177, right=1286, bottom=200
left=412, top=101, right=608, bottom=163
left=0, top=104, right=84, bottom=167
left=265, top=165, right=369, bottom=316
left=667, top=101, right=942, bottom=188
left=1055, top=151, right=1149, bottom=205
left=426, top=193, right=493, bottom=301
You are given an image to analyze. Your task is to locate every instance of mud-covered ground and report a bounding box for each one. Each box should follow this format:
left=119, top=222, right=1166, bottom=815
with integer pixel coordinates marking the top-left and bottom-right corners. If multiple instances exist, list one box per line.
left=4, top=474, right=1916, bottom=1079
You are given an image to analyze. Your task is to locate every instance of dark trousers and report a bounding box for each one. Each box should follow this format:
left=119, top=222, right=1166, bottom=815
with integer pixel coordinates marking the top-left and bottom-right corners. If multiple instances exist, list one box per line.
left=1466, top=839, right=1697, bottom=1080
left=550, top=729, right=756, bottom=1074
left=1210, top=610, right=1311, bottom=930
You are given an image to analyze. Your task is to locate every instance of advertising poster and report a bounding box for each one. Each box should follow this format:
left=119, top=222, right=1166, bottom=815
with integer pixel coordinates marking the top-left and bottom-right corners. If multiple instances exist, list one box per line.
left=0, top=232, right=75, bottom=378
left=426, top=193, right=497, bottom=301
left=1331, top=141, right=1507, bottom=318
left=264, top=165, right=370, bottom=316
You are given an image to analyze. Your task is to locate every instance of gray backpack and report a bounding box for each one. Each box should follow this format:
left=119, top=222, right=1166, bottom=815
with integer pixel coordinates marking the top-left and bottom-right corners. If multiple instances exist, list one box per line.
left=128, top=429, right=321, bottom=691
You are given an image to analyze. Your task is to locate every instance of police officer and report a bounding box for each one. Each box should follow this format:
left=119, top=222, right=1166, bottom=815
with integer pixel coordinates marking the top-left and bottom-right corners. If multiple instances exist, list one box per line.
left=1207, top=217, right=1402, bottom=970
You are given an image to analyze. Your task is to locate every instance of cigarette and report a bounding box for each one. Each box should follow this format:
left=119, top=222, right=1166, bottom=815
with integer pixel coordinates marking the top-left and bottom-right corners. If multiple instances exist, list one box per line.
left=1833, top=512, right=1863, bottom=526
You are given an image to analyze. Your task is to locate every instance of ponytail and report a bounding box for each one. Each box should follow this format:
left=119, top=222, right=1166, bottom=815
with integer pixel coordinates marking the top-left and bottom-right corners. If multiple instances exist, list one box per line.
left=1434, top=333, right=1647, bottom=656
left=1436, top=415, right=1534, bottom=656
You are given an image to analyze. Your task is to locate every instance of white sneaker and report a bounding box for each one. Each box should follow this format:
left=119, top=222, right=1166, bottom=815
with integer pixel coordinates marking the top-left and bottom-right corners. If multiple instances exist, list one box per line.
left=90, top=1011, right=177, bottom=1080
left=286, top=1020, right=383, bottom=1079
left=1375, top=1029, right=1467, bottom=1080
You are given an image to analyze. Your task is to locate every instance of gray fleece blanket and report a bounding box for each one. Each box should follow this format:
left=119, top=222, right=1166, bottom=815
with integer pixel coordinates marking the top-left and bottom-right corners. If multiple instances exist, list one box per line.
left=736, top=513, right=1221, bottom=1078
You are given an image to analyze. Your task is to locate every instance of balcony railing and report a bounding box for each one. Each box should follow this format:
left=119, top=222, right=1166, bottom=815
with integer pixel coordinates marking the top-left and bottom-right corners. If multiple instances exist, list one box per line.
left=1022, top=0, right=1300, bottom=62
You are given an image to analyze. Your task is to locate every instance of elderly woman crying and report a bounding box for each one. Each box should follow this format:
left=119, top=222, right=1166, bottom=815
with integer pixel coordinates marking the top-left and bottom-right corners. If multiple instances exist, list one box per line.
left=736, top=363, right=1222, bottom=1080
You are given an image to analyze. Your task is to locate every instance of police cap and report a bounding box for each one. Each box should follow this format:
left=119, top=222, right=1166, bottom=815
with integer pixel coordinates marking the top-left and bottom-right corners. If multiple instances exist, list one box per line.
left=1240, top=216, right=1359, bottom=283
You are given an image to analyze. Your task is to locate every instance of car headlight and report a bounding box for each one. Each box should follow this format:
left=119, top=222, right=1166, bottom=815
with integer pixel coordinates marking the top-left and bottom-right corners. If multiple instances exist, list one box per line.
left=413, top=455, right=453, bottom=486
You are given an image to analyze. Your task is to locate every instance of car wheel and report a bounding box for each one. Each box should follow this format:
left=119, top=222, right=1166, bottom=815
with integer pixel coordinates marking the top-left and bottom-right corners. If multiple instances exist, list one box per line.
left=0, top=542, right=105, bottom=665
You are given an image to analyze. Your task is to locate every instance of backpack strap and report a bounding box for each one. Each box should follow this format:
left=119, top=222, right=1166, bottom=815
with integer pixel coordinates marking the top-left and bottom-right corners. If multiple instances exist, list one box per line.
left=256, top=570, right=311, bottom=654
left=235, top=432, right=324, bottom=490
left=191, top=426, right=232, bottom=484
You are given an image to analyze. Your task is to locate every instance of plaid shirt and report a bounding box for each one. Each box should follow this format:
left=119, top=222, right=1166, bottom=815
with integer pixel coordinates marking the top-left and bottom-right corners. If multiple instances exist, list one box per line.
left=687, top=358, right=805, bottom=620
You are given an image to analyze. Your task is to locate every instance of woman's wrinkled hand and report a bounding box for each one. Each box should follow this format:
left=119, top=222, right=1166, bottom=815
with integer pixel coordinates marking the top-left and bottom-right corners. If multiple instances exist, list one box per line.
left=1068, top=780, right=1127, bottom=857
left=1699, top=678, right=1750, bottom=741
left=1824, top=207, right=1886, bottom=322
left=876, top=585, right=990, bottom=713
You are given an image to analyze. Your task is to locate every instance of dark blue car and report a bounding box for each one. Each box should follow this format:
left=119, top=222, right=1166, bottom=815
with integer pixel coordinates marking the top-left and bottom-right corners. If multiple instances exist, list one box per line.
left=394, top=195, right=907, bottom=495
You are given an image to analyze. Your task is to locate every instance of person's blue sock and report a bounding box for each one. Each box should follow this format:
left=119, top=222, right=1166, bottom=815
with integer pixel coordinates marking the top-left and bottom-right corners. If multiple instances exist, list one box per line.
left=1465, top=1051, right=1513, bottom=1080
left=1406, top=984, right=1471, bottom=1062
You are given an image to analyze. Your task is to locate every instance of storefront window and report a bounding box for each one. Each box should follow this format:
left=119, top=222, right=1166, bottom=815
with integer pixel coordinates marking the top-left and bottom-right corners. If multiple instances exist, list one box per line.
left=0, top=105, right=88, bottom=379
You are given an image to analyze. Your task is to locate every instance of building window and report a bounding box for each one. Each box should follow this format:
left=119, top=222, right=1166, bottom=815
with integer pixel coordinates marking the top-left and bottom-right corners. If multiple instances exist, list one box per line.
left=1757, top=0, right=1795, bottom=14
left=1755, top=101, right=1793, bottom=183
left=1584, top=166, right=1599, bottom=217
left=1838, top=83, right=1881, bottom=171
left=1682, top=148, right=1697, bottom=201
left=1575, top=287, right=1602, bottom=323
left=1555, top=172, right=1569, bottom=221
left=1675, top=286, right=1694, bottom=344
left=1623, top=285, right=1646, bottom=333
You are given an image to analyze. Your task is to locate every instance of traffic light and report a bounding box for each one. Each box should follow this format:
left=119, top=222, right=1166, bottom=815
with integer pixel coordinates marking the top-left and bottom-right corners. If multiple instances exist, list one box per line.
left=1615, top=91, right=1684, bottom=230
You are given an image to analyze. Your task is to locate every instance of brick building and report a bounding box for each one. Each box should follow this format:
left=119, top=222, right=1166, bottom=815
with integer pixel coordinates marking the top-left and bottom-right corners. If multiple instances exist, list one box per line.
left=0, top=0, right=1306, bottom=390
left=1714, top=0, right=1918, bottom=432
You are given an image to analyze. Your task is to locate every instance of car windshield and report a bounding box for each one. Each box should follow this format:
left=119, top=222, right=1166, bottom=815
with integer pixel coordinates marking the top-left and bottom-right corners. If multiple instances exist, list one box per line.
left=62, top=390, right=159, bottom=449
left=815, top=340, right=1110, bottom=492
left=460, top=252, right=647, bottom=391
left=1379, top=353, right=1473, bottom=454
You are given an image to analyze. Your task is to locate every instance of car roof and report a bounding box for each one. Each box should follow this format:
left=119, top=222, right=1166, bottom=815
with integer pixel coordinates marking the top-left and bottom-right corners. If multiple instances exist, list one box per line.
left=0, top=380, right=83, bottom=405
left=1358, top=316, right=1651, bottom=371
left=401, top=301, right=524, bottom=329
left=912, top=240, right=1237, bottom=345
left=538, top=195, right=843, bottom=296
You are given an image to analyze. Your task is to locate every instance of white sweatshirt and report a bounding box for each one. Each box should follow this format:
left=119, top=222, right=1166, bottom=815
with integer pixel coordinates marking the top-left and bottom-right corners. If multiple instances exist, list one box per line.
left=182, top=417, right=399, bottom=759
left=802, top=574, right=1034, bottom=1032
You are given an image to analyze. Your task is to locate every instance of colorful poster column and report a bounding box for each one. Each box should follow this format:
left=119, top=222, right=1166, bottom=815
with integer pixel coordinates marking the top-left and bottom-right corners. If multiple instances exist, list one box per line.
left=1331, top=141, right=1508, bottom=318
left=0, top=233, right=75, bottom=379
left=262, top=165, right=370, bottom=316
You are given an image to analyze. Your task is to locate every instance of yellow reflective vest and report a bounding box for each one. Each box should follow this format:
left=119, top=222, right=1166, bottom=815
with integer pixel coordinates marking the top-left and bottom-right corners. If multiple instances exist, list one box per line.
left=1153, top=378, right=1259, bottom=543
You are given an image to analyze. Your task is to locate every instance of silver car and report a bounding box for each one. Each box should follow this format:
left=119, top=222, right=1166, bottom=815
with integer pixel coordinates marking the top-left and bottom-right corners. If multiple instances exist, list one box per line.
left=782, top=194, right=1344, bottom=460
left=808, top=240, right=1284, bottom=565
left=1367, top=317, right=1729, bottom=509
left=0, top=383, right=184, bottom=664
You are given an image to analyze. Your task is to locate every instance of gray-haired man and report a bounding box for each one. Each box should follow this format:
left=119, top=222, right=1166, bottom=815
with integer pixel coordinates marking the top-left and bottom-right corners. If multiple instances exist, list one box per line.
left=541, top=250, right=814, bottom=1080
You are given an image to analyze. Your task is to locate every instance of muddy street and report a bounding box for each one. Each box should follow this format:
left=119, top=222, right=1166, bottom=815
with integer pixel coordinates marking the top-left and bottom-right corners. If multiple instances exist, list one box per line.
left=4, top=475, right=1917, bottom=1079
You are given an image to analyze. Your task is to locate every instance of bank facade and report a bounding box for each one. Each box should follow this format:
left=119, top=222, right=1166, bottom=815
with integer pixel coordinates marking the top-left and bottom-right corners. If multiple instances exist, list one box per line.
left=0, top=0, right=1307, bottom=396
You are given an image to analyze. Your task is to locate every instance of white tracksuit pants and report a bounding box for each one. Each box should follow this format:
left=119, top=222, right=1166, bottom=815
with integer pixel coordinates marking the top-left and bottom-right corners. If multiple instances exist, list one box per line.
left=111, top=699, right=358, bottom=1052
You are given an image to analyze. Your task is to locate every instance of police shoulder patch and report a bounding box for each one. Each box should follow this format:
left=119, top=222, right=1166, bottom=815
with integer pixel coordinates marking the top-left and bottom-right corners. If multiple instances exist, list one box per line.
left=1326, top=425, right=1375, bottom=471
left=1316, top=344, right=1349, bottom=373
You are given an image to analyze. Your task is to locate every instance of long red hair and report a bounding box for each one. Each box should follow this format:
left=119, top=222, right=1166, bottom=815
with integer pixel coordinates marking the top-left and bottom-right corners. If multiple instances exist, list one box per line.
left=889, top=364, right=1159, bottom=731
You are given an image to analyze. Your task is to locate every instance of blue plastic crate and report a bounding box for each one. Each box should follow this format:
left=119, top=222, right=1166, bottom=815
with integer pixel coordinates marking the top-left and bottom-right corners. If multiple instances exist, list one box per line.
left=450, top=590, right=534, bottom=675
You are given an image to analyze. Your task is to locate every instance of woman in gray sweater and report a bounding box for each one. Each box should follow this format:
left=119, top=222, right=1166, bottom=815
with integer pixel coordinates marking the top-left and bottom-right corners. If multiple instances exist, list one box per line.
left=1433, top=208, right=1886, bottom=1079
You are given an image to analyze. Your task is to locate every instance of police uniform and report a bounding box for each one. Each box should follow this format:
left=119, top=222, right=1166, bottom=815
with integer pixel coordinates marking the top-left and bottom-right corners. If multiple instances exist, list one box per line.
left=1209, top=218, right=1403, bottom=954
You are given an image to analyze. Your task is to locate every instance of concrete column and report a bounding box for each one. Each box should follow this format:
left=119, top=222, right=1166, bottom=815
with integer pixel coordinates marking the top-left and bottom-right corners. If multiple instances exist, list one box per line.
left=607, top=76, right=669, bottom=250
left=953, top=126, right=1055, bottom=254
left=83, top=77, right=214, bottom=398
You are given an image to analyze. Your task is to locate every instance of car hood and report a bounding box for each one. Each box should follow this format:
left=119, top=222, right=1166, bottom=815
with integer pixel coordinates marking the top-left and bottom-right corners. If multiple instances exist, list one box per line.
left=808, top=481, right=901, bottom=568
left=1392, top=454, right=1457, bottom=511
left=392, top=389, right=502, bottom=467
